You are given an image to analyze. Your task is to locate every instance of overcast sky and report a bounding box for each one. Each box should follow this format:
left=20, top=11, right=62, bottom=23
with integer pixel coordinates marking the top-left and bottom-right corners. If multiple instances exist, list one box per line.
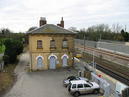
left=0, top=0, right=129, bottom=32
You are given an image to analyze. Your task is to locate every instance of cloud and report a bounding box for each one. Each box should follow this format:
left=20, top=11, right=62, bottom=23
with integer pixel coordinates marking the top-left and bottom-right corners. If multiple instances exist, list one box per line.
left=0, top=0, right=129, bottom=32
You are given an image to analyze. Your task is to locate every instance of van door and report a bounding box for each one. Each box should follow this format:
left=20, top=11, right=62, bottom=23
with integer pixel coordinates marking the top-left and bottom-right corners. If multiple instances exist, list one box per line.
left=77, top=84, right=85, bottom=94
left=84, top=84, right=92, bottom=93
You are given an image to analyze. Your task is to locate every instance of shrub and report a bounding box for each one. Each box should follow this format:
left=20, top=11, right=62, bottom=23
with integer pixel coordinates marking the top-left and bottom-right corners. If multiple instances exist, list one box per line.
left=3, top=39, right=23, bottom=64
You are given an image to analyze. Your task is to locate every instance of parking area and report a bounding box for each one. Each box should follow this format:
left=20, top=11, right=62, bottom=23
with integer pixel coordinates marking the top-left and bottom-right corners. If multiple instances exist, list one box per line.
left=4, top=68, right=99, bottom=97
left=3, top=53, right=99, bottom=97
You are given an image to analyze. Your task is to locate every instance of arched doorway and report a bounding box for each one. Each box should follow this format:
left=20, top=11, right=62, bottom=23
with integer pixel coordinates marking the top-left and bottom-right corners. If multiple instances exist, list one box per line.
left=61, top=54, right=69, bottom=67
left=62, top=56, right=68, bottom=67
left=48, top=54, right=57, bottom=69
left=37, top=56, right=43, bottom=69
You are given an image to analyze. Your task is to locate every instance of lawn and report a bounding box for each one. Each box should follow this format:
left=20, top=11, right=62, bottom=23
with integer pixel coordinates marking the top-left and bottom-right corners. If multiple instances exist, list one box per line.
left=0, top=45, right=5, bottom=54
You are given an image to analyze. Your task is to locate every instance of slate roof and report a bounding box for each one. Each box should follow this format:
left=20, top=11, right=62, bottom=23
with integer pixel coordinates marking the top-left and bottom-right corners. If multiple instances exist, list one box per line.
left=27, top=24, right=76, bottom=35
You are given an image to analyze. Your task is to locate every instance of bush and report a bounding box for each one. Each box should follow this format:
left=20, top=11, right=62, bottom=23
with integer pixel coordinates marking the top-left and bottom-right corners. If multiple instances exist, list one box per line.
left=3, top=55, right=9, bottom=64
left=3, top=39, right=23, bottom=64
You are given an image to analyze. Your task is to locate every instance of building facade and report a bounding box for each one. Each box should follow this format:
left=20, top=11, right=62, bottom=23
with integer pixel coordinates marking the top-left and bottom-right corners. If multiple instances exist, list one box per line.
left=28, top=17, right=76, bottom=70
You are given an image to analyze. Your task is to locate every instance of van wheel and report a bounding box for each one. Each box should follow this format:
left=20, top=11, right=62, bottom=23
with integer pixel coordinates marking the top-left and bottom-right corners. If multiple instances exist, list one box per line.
left=74, top=92, right=79, bottom=97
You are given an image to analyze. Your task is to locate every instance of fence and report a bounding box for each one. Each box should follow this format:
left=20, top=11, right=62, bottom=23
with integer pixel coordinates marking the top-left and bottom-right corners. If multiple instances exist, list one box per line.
left=91, top=73, right=111, bottom=97
left=97, top=41, right=129, bottom=56
left=75, top=39, right=97, bottom=48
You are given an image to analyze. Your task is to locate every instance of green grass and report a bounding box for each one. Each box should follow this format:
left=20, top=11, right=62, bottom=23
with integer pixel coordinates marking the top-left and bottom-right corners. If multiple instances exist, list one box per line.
left=0, top=45, right=5, bottom=54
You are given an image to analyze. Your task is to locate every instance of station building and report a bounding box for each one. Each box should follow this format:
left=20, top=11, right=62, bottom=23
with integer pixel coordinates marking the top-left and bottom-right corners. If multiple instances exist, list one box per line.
left=28, top=17, right=76, bottom=70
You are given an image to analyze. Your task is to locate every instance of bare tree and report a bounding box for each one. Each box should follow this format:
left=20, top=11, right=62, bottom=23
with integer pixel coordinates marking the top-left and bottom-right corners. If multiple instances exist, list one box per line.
left=112, top=23, right=122, bottom=33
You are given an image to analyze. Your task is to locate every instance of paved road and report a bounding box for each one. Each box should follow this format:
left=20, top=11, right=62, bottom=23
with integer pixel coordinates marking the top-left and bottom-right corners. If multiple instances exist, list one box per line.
left=3, top=53, right=98, bottom=97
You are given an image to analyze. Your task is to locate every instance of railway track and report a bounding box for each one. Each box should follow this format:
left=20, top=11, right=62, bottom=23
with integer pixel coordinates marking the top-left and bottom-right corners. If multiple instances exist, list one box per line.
left=96, top=63, right=129, bottom=86
left=75, top=44, right=129, bottom=86
left=76, top=44, right=129, bottom=61
left=76, top=44, right=129, bottom=77
left=86, top=61, right=129, bottom=86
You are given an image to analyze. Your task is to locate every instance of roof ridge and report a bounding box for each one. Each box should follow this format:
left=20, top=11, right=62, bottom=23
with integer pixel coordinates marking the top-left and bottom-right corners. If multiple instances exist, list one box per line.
left=54, top=24, right=75, bottom=33
left=27, top=24, right=76, bottom=34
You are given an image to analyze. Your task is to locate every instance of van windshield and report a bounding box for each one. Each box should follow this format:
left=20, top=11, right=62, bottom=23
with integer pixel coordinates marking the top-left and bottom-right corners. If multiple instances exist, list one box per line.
left=88, top=82, right=93, bottom=86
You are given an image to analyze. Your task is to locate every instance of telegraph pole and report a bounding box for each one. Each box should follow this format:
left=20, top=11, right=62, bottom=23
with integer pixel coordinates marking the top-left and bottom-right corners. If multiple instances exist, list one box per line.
left=92, top=51, right=96, bottom=74
left=84, top=34, right=86, bottom=51
left=93, top=51, right=95, bottom=72
left=99, top=34, right=101, bottom=41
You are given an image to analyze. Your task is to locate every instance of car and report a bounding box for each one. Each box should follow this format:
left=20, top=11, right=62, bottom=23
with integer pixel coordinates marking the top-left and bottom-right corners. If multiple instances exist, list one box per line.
left=68, top=80, right=100, bottom=97
left=76, top=53, right=82, bottom=58
left=63, top=76, right=88, bottom=87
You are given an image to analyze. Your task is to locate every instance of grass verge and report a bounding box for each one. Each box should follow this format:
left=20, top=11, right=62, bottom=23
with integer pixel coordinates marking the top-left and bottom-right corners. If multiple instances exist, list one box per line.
left=0, top=64, right=16, bottom=96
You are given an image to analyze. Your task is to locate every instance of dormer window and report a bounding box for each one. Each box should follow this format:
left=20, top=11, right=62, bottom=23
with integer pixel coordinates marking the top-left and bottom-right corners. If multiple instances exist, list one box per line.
left=37, top=40, right=42, bottom=49
left=62, top=38, right=68, bottom=48
left=50, top=39, right=56, bottom=48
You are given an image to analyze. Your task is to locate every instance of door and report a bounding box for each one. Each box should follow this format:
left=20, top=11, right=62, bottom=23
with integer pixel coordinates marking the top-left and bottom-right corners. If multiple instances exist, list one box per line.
left=62, top=56, right=67, bottom=67
left=49, top=56, right=56, bottom=69
left=77, top=84, right=85, bottom=94
left=37, top=57, right=43, bottom=69
left=84, top=84, right=92, bottom=93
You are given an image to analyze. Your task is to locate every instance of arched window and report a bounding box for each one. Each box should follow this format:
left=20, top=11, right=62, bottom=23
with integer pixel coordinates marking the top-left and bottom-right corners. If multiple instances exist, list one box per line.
left=62, top=38, right=68, bottom=48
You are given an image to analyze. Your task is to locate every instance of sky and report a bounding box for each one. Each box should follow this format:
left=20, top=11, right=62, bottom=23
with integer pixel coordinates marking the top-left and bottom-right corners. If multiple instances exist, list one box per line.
left=0, top=0, right=129, bottom=32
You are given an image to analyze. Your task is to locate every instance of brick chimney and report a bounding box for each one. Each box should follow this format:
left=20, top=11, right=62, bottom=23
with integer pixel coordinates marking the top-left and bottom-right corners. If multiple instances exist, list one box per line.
left=39, top=17, right=47, bottom=27
left=60, top=17, right=64, bottom=28
left=57, top=17, right=64, bottom=28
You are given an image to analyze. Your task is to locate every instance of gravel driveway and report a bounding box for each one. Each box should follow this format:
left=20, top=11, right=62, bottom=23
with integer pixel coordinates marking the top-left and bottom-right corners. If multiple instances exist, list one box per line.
left=3, top=53, right=98, bottom=97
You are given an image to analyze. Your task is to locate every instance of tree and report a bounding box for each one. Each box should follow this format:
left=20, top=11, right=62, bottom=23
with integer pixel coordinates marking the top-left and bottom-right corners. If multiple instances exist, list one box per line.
left=3, top=38, right=23, bottom=64
left=0, top=28, right=12, bottom=34
left=112, top=24, right=122, bottom=33
left=121, top=29, right=129, bottom=41
left=85, top=24, right=112, bottom=41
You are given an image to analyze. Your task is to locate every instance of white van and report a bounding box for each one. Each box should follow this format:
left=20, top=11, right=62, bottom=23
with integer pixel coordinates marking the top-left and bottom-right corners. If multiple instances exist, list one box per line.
left=68, top=80, right=100, bottom=97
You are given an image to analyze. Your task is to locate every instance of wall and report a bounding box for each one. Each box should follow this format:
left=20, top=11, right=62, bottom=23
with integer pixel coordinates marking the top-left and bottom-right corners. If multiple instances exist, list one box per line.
left=75, top=39, right=129, bottom=55
left=75, top=39, right=97, bottom=48
left=29, top=34, right=75, bottom=70
left=97, top=41, right=129, bottom=56
left=75, top=39, right=129, bottom=67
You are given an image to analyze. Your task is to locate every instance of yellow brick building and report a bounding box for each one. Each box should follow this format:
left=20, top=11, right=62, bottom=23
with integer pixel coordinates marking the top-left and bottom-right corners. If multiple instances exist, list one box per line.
left=28, top=17, right=76, bottom=70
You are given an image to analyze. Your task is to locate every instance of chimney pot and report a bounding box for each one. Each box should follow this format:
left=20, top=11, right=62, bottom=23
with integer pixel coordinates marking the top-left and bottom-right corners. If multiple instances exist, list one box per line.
left=60, top=17, right=64, bottom=28
left=39, top=17, right=47, bottom=27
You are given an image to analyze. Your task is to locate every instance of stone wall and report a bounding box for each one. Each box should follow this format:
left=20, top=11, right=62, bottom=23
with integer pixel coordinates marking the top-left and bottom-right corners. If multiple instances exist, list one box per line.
left=29, top=34, right=75, bottom=70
